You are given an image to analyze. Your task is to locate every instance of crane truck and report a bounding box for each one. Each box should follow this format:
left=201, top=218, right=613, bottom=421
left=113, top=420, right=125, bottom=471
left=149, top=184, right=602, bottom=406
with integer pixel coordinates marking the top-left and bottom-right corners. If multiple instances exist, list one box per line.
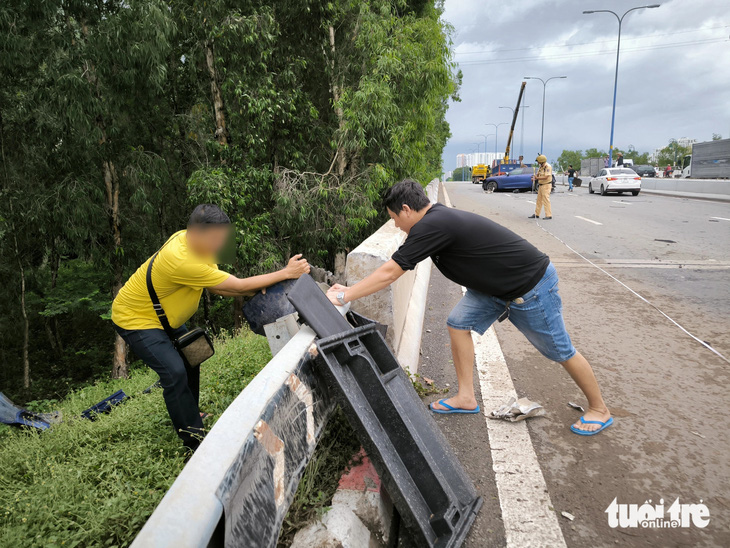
left=490, top=82, right=528, bottom=176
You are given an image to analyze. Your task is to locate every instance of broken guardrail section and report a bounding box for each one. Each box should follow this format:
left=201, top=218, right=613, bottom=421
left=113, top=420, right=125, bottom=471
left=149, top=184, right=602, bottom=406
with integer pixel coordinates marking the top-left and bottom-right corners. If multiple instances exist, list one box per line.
left=288, top=274, right=482, bottom=548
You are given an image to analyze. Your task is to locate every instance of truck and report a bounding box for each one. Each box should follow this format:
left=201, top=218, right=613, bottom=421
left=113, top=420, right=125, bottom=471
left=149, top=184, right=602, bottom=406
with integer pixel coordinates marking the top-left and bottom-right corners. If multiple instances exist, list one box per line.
left=680, top=138, right=730, bottom=179
left=580, top=157, right=604, bottom=177
left=471, top=164, right=491, bottom=184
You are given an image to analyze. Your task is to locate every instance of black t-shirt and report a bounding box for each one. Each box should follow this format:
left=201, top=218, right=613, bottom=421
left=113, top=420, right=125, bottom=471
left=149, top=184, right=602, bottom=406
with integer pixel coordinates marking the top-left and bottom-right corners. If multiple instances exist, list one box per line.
left=567, top=168, right=576, bottom=177
left=617, top=157, right=623, bottom=166
left=391, top=203, right=550, bottom=300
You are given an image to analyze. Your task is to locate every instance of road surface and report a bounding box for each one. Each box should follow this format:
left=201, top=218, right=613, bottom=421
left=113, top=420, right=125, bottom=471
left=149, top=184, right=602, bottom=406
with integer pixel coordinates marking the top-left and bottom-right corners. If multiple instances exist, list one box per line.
left=416, top=182, right=730, bottom=547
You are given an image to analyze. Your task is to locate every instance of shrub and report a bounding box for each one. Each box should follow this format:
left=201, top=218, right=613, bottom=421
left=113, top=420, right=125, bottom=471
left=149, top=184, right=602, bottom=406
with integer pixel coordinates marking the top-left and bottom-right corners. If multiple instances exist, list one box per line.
left=0, top=330, right=271, bottom=548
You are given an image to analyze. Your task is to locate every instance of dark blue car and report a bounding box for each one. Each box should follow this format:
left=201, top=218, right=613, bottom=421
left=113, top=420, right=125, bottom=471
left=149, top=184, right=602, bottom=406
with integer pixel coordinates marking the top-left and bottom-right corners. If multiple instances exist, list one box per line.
left=482, top=166, right=535, bottom=193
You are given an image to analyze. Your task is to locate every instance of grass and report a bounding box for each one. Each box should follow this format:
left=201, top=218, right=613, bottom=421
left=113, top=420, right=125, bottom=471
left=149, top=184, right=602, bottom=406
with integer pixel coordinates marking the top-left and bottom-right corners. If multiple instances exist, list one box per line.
left=0, top=329, right=271, bottom=548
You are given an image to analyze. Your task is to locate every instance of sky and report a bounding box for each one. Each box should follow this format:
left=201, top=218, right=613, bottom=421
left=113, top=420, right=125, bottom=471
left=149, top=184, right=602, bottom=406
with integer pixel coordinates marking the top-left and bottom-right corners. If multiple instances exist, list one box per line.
left=440, top=0, right=730, bottom=171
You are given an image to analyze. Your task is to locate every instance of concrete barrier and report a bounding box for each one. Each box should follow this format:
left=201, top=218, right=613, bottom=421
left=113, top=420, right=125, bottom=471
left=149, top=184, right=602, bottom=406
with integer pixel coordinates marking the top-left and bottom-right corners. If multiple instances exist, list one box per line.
left=555, top=174, right=730, bottom=201
left=346, top=179, right=438, bottom=373
left=132, top=180, right=442, bottom=547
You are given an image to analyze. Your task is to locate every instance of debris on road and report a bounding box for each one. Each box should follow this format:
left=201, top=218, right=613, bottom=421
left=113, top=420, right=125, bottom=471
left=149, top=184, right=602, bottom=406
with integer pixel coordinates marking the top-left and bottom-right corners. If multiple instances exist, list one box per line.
left=561, top=511, right=575, bottom=521
left=488, top=397, right=545, bottom=422
left=568, top=401, right=585, bottom=412
left=690, top=431, right=706, bottom=439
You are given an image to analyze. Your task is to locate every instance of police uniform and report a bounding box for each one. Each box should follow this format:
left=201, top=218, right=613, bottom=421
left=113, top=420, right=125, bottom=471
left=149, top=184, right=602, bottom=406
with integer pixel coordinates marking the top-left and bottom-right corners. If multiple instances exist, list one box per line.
left=534, top=161, right=553, bottom=218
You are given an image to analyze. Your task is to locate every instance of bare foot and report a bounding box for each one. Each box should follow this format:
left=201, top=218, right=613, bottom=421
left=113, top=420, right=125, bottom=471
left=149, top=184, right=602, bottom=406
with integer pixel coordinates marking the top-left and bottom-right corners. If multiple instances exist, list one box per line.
left=572, top=406, right=611, bottom=432
left=431, top=395, right=478, bottom=412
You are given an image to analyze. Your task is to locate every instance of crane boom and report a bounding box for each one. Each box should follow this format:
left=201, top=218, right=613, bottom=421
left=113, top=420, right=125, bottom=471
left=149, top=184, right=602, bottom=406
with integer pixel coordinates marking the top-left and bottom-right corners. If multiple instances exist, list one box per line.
left=503, top=82, right=526, bottom=165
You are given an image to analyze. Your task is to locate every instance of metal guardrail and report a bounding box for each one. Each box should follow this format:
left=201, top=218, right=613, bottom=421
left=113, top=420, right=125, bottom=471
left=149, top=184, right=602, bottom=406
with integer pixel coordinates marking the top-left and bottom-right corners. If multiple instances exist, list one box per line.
left=131, top=326, right=334, bottom=548
left=132, top=179, right=442, bottom=547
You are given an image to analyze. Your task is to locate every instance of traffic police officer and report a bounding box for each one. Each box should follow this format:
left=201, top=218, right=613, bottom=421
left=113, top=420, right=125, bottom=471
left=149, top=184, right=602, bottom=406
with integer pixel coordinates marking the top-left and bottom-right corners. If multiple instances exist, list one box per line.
left=529, top=154, right=552, bottom=220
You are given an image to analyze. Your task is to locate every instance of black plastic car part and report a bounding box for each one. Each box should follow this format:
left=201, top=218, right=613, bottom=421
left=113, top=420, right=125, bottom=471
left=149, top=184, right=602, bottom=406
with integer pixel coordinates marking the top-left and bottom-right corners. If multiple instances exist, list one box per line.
left=287, top=275, right=482, bottom=548
left=242, top=279, right=298, bottom=336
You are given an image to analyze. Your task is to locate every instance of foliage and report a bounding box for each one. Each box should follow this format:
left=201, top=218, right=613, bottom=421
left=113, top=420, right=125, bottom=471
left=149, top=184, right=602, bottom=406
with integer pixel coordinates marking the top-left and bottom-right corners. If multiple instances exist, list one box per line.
left=278, top=408, right=362, bottom=547
left=409, top=372, right=449, bottom=397
left=0, top=331, right=271, bottom=548
left=656, top=139, right=692, bottom=167
left=557, top=147, right=651, bottom=171
left=712, top=133, right=722, bottom=141
left=449, top=166, right=472, bottom=181
left=0, top=0, right=459, bottom=396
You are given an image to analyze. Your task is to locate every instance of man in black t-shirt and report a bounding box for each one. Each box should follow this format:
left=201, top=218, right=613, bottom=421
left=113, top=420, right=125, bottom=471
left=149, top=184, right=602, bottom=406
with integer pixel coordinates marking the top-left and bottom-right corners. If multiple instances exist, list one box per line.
left=567, top=165, right=576, bottom=192
left=327, top=180, right=612, bottom=436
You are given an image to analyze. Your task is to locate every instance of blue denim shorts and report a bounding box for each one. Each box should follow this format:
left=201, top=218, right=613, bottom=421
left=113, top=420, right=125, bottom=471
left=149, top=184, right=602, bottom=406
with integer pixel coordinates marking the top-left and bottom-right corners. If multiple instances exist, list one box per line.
left=447, top=263, right=576, bottom=362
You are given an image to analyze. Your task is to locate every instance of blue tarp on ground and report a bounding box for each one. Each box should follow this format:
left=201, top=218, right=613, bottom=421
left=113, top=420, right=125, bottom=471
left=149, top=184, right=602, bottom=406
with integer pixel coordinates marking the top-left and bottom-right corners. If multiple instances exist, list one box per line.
left=81, top=389, right=128, bottom=420
left=0, top=392, right=61, bottom=430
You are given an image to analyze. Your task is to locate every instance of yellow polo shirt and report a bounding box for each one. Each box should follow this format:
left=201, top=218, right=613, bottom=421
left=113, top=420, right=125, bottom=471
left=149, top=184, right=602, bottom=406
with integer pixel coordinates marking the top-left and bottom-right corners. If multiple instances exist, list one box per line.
left=112, top=230, right=229, bottom=331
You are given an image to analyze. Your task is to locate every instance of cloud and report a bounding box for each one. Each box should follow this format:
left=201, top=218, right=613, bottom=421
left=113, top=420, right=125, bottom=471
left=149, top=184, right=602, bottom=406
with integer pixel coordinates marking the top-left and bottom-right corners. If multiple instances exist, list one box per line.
left=441, top=0, right=730, bottom=170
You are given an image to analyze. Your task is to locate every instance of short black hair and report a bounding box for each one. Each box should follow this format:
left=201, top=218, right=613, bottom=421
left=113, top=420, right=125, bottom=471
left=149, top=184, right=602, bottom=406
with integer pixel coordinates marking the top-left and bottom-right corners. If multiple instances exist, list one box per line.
left=383, top=179, right=430, bottom=213
left=187, top=204, right=231, bottom=226
left=569, top=164, right=573, bottom=167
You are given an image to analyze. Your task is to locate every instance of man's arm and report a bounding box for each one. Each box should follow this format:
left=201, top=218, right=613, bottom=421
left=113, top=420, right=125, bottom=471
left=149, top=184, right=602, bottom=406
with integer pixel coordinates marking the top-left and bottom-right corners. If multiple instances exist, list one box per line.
left=209, top=254, right=310, bottom=297
left=326, top=259, right=405, bottom=306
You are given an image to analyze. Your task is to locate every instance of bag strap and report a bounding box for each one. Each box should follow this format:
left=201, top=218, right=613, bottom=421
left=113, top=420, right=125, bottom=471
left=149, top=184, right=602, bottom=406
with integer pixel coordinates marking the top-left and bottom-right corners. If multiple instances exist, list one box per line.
left=146, top=251, right=177, bottom=339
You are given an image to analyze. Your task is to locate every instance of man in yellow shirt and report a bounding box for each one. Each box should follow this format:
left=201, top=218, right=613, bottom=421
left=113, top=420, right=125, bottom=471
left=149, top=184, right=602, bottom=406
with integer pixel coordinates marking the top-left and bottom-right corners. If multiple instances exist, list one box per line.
left=529, top=154, right=553, bottom=220
left=112, top=204, right=310, bottom=450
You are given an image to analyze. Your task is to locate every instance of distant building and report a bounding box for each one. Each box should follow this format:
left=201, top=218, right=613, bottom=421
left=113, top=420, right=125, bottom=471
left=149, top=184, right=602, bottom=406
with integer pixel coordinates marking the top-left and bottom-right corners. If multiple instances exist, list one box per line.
left=457, top=152, right=504, bottom=168
left=677, top=137, right=696, bottom=148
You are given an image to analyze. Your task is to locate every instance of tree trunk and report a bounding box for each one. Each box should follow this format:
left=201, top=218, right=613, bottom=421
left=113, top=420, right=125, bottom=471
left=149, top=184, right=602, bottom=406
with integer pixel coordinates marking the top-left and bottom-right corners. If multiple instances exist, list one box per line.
left=20, top=269, right=30, bottom=389
left=205, top=38, right=240, bottom=329
left=328, top=25, right=346, bottom=177
left=13, top=232, right=30, bottom=389
left=104, top=159, right=129, bottom=379
left=77, top=17, right=129, bottom=379
left=205, top=40, right=230, bottom=146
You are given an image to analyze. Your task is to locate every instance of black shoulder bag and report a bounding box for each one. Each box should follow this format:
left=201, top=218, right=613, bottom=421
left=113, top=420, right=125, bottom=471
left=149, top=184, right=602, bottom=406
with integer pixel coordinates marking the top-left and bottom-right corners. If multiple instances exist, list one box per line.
left=146, top=252, right=215, bottom=368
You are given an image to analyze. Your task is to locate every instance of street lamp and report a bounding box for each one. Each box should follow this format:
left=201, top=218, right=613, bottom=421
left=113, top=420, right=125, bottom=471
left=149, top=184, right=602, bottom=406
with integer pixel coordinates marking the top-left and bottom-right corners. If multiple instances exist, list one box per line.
left=524, top=76, right=567, bottom=155
left=583, top=4, right=661, bottom=167
left=499, top=105, right=529, bottom=160
left=477, top=134, right=494, bottom=163
left=485, top=122, right=509, bottom=156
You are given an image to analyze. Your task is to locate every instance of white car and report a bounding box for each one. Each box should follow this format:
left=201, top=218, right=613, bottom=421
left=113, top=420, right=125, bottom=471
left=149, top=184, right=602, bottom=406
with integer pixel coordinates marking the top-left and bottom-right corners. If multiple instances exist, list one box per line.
left=588, top=168, right=641, bottom=196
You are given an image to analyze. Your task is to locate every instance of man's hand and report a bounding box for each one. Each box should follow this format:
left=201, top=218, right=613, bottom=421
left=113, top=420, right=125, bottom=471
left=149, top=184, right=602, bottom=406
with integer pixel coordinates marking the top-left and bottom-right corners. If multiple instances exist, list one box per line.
left=284, top=254, right=310, bottom=279
left=326, top=283, right=348, bottom=306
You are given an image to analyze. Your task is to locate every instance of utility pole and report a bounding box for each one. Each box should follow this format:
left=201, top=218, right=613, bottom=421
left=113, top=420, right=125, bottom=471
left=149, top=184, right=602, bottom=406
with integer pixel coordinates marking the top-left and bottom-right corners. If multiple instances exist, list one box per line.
left=583, top=4, right=661, bottom=167
left=524, top=76, right=567, bottom=154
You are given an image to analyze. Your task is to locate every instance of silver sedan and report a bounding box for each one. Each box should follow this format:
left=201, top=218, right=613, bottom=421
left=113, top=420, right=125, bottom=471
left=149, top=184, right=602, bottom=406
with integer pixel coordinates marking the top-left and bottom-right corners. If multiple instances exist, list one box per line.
left=588, top=168, right=641, bottom=196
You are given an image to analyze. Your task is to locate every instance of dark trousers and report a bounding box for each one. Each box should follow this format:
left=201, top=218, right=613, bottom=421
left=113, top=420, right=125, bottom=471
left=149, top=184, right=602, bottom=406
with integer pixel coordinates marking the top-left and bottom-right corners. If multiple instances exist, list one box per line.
left=113, top=323, right=204, bottom=450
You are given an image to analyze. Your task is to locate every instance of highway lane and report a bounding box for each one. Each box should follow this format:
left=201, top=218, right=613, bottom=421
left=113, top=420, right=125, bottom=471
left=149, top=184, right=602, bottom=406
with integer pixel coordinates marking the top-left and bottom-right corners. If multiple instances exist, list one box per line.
left=442, top=182, right=730, bottom=547
left=447, top=182, right=730, bottom=358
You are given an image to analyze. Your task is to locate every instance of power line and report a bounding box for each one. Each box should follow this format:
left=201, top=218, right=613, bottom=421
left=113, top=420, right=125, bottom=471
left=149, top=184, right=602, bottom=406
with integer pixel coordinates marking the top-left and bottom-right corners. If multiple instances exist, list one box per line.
left=457, top=37, right=728, bottom=66
left=453, top=25, right=729, bottom=55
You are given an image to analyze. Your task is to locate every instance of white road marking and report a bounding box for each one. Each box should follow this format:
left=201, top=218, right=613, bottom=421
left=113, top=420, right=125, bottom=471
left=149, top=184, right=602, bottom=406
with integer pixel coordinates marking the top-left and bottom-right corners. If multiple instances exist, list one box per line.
left=710, top=216, right=730, bottom=221
left=473, top=324, right=567, bottom=548
left=612, top=200, right=632, bottom=205
left=575, top=215, right=602, bottom=225
left=445, top=181, right=568, bottom=545
left=527, top=200, right=536, bottom=205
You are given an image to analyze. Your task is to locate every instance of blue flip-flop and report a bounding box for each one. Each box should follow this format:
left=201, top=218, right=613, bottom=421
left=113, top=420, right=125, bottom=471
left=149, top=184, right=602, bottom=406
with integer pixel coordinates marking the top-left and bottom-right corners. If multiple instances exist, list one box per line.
left=429, top=399, right=480, bottom=415
left=570, top=416, right=613, bottom=436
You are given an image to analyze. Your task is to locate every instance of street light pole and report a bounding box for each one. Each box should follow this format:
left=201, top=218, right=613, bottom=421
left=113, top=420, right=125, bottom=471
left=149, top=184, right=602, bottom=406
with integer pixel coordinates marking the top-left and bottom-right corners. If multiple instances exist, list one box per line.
left=485, top=122, right=509, bottom=157
left=583, top=4, right=660, bottom=167
left=524, top=76, right=567, bottom=155
left=477, top=133, right=493, bottom=163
